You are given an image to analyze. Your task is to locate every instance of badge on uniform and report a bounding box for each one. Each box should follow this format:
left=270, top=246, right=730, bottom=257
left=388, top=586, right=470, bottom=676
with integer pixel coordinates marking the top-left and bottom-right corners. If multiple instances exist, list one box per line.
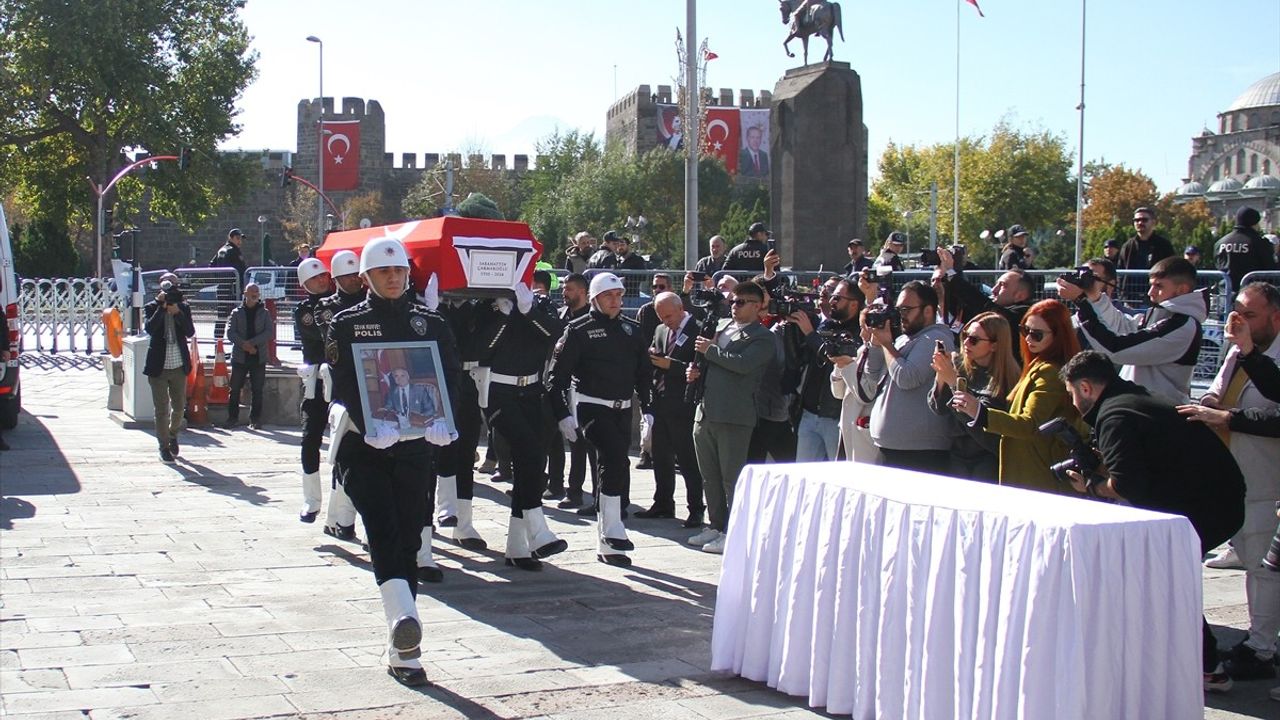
left=410, top=316, right=429, bottom=336
left=321, top=310, right=333, bottom=323
left=622, top=324, right=633, bottom=336
left=301, top=312, right=315, bottom=326
left=325, top=339, right=340, bottom=365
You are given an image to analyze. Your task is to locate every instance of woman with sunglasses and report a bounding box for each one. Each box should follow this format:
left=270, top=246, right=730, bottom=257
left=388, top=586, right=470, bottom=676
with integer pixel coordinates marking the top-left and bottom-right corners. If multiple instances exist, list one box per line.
left=951, top=299, right=1082, bottom=493
left=928, top=312, right=1021, bottom=482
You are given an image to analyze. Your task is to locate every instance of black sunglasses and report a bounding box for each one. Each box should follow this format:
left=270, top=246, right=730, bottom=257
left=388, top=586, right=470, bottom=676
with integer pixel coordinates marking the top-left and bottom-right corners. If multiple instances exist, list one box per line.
left=1020, top=326, right=1051, bottom=342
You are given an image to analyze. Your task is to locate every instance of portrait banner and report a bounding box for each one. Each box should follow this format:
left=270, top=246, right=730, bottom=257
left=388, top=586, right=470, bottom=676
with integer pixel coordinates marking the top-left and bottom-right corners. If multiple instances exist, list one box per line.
left=656, top=104, right=684, bottom=151
left=738, top=109, right=770, bottom=181
left=353, top=341, right=455, bottom=441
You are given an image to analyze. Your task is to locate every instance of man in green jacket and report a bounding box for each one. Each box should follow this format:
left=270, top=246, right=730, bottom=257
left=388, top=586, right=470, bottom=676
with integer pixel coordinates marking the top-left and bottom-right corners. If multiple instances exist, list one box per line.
left=686, top=280, right=776, bottom=554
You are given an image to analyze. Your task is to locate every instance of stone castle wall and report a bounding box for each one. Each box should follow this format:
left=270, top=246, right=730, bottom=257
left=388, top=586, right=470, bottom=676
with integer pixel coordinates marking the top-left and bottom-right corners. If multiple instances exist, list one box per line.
left=605, top=84, right=773, bottom=157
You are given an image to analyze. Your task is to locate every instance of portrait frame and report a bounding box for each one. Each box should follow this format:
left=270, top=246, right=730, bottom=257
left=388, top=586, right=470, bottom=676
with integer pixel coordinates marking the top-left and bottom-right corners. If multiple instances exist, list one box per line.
left=352, top=341, right=456, bottom=441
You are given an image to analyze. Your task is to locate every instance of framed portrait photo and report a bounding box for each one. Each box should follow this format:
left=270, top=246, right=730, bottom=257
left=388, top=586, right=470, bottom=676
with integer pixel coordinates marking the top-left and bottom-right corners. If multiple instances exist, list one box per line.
left=352, top=341, right=456, bottom=442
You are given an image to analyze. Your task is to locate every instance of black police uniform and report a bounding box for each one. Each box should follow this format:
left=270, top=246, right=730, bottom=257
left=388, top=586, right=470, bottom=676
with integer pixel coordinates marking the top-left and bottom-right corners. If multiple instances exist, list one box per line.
left=546, top=309, right=652, bottom=504
left=722, top=238, right=769, bottom=274
left=546, top=304, right=598, bottom=503
left=294, top=290, right=333, bottom=477
left=327, top=292, right=460, bottom=590
left=210, top=240, right=248, bottom=339
left=434, top=300, right=486, bottom=513
left=478, top=296, right=564, bottom=516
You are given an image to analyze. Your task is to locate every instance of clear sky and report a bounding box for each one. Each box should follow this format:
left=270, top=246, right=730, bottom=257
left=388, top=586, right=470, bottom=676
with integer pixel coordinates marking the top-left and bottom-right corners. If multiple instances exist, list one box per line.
left=226, top=0, right=1280, bottom=193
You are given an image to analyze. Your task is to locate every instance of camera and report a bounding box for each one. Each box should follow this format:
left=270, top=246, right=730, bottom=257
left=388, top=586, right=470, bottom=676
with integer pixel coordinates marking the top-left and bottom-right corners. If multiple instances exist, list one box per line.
left=160, top=280, right=184, bottom=305
left=1058, top=265, right=1098, bottom=291
left=864, top=303, right=899, bottom=329
left=918, top=244, right=967, bottom=268
left=768, top=289, right=817, bottom=317
left=689, top=270, right=707, bottom=284
left=689, top=287, right=722, bottom=308
left=818, top=328, right=859, bottom=357
left=1038, top=417, right=1107, bottom=494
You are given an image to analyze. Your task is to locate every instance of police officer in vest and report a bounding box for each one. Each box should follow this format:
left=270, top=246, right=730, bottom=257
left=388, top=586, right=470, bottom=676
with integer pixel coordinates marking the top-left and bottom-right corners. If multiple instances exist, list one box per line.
left=476, top=281, right=568, bottom=570
left=429, top=296, right=488, bottom=552
left=325, top=237, right=459, bottom=687
left=546, top=272, right=652, bottom=567
left=722, top=222, right=770, bottom=274
left=315, top=250, right=364, bottom=538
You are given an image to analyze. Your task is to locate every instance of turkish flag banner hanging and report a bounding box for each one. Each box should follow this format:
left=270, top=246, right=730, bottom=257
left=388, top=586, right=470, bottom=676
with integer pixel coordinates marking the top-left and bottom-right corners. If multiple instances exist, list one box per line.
left=322, top=120, right=360, bottom=191
left=703, top=107, right=741, bottom=175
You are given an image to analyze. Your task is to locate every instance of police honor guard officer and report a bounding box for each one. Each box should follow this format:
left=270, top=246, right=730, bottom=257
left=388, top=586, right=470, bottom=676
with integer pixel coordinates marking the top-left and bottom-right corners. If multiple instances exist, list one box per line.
left=477, top=283, right=569, bottom=569
left=314, top=250, right=364, bottom=537
left=294, top=257, right=339, bottom=527
left=430, top=298, right=488, bottom=551
left=546, top=273, right=653, bottom=566
left=325, top=237, right=460, bottom=687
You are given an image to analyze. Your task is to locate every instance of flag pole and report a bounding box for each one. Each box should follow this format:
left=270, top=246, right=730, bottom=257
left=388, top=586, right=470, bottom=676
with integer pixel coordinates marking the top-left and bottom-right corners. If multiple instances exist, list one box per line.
left=1074, top=0, right=1087, bottom=266
left=684, top=0, right=699, bottom=270
left=953, top=0, right=961, bottom=243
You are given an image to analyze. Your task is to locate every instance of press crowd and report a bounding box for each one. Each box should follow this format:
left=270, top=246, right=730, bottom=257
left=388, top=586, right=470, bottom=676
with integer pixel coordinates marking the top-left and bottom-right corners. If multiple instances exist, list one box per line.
left=131, top=212, right=1280, bottom=693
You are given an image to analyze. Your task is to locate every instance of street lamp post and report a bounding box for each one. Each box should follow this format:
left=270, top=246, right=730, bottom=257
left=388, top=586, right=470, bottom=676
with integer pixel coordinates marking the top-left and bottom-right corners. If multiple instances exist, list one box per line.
left=306, top=36, right=324, bottom=246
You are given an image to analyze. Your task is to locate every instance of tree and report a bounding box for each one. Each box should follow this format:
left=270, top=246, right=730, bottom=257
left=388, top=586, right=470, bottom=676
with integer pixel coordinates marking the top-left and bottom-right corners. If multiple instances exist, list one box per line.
left=870, top=122, right=1076, bottom=267
left=401, top=152, right=523, bottom=223
left=1081, top=165, right=1158, bottom=230
left=520, top=130, right=603, bottom=255
left=0, top=0, right=259, bottom=273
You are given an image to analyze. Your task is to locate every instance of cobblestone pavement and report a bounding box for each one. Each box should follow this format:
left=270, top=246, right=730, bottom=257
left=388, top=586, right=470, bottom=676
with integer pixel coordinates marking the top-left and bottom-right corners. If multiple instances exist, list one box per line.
left=0, top=358, right=1273, bottom=719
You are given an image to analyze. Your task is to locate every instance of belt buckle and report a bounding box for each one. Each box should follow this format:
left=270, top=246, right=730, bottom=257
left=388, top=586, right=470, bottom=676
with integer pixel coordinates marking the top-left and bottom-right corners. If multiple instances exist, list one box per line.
left=517, top=375, right=530, bottom=387
left=612, top=400, right=623, bottom=410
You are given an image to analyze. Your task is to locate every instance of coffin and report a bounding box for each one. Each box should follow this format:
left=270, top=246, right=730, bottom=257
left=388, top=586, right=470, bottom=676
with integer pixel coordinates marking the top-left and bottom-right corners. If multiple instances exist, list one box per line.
left=315, top=217, right=542, bottom=298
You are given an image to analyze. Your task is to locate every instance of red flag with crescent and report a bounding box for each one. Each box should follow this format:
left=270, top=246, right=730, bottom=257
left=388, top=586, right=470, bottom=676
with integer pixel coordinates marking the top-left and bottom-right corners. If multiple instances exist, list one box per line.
left=703, top=107, right=740, bottom=174
left=322, top=120, right=360, bottom=191
left=965, top=0, right=984, bottom=17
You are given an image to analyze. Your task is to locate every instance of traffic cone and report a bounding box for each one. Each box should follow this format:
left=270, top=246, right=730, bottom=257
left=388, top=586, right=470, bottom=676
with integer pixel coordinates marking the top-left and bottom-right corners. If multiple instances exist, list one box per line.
left=209, top=339, right=231, bottom=404
left=187, top=339, right=209, bottom=426
left=186, top=337, right=201, bottom=398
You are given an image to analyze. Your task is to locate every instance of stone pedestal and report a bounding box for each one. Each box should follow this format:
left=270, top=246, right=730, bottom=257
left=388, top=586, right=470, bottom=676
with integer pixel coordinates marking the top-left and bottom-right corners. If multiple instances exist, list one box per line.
left=770, top=62, right=868, bottom=273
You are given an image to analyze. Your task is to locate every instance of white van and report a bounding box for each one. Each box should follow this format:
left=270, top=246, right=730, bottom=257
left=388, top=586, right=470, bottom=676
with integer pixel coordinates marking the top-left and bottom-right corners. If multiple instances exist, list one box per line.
left=0, top=202, right=21, bottom=429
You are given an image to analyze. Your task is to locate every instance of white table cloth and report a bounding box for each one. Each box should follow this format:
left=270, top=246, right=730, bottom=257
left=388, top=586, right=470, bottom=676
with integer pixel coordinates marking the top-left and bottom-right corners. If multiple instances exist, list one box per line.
left=711, top=462, right=1204, bottom=720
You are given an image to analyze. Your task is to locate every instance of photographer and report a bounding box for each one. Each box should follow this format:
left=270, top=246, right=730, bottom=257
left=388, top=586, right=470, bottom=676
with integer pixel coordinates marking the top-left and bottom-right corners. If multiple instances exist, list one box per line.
left=1057, top=257, right=1205, bottom=404
left=143, top=272, right=196, bottom=464
left=928, top=312, right=1021, bottom=482
left=1059, top=350, right=1245, bottom=692
left=787, top=277, right=861, bottom=461
left=1177, top=281, right=1280, bottom=682
left=855, top=278, right=955, bottom=474
left=932, top=246, right=1033, bottom=330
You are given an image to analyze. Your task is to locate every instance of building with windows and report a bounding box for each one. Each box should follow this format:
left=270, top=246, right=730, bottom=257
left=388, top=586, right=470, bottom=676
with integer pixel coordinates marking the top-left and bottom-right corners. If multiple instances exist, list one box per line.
left=1175, top=72, right=1280, bottom=229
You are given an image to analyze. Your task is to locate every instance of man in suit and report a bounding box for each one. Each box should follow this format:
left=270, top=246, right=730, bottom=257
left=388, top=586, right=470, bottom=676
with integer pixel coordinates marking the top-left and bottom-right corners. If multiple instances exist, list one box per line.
left=636, top=293, right=705, bottom=527
left=686, top=280, right=776, bottom=554
left=738, top=125, right=770, bottom=179
left=383, top=368, right=436, bottom=418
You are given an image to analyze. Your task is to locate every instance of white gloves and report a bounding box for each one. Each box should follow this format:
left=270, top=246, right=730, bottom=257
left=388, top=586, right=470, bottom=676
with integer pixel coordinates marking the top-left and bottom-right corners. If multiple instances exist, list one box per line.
left=418, top=273, right=440, bottom=311
left=364, top=421, right=400, bottom=450
left=295, top=363, right=314, bottom=379
left=494, top=297, right=514, bottom=315
left=318, top=363, right=334, bottom=402
left=513, top=282, right=535, bottom=315
left=297, top=364, right=319, bottom=400
left=424, top=418, right=456, bottom=447
left=558, top=416, right=579, bottom=443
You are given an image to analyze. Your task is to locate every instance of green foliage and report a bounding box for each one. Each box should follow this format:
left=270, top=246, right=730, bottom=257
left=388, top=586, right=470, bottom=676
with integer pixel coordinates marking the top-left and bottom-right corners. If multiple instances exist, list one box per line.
left=720, top=182, right=770, bottom=251
left=0, top=0, right=259, bottom=272
left=870, top=122, right=1077, bottom=259
left=10, top=220, right=81, bottom=277
left=456, top=192, right=503, bottom=220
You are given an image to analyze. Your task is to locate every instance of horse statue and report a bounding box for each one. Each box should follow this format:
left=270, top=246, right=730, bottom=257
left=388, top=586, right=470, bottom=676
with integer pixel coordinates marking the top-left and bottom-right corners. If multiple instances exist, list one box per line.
left=779, top=0, right=844, bottom=65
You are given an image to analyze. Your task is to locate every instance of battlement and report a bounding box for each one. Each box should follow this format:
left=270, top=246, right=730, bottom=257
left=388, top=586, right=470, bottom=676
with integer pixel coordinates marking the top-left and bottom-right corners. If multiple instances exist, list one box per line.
left=607, top=84, right=773, bottom=120
left=383, top=152, right=534, bottom=171
left=296, top=96, right=385, bottom=120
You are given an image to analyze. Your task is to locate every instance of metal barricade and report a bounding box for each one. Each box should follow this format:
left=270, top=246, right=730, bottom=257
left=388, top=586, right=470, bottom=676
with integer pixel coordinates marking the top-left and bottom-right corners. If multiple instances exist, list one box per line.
left=1239, top=270, right=1280, bottom=289
left=244, top=265, right=303, bottom=350
left=18, top=276, right=125, bottom=353
left=171, top=267, right=241, bottom=347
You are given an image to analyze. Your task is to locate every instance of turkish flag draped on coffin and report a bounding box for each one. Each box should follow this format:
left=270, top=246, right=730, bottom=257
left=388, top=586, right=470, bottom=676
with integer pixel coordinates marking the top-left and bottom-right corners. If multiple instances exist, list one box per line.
left=703, top=107, right=740, bottom=175
left=322, top=120, right=361, bottom=191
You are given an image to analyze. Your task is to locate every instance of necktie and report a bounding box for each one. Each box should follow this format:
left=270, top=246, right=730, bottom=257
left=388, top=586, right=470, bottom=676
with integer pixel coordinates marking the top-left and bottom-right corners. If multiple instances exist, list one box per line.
left=401, top=388, right=409, bottom=414
left=753, top=152, right=759, bottom=173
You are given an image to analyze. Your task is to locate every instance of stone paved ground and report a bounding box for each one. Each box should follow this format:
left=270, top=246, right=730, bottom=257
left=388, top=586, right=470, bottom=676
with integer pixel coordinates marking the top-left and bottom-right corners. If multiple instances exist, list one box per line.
left=0, top=357, right=1274, bottom=719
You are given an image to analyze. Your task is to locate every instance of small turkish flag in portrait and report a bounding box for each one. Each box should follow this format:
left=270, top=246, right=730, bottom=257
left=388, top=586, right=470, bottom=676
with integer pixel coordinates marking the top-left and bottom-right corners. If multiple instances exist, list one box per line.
left=322, top=120, right=360, bottom=191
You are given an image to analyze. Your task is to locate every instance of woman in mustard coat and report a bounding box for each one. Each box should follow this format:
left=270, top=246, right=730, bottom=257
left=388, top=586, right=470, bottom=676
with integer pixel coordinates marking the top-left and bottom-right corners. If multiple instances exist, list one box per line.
left=950, top=299, right=1082, bottom=494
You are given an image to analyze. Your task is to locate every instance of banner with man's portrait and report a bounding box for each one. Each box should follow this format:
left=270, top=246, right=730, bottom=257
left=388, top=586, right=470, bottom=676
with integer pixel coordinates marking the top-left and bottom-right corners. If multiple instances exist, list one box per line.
left=353, top=341, right=455, bottom=441
left=654, top=104, right=770, bottom=180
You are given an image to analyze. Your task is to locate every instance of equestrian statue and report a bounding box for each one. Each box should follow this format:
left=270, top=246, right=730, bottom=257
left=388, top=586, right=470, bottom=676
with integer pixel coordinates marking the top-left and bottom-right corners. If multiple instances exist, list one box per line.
left=779, top=0, right=845, bottom=65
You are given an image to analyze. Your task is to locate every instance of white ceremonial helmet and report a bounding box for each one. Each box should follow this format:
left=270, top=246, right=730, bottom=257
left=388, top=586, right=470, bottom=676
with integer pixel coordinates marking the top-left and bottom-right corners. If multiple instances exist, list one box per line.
left=359, top=237, right=410, bottom=274
left=296, top=257, right=329, bottom=286
left=331, top=250, right=360, bottom=278
left=588, top=272, right=625, bottom=301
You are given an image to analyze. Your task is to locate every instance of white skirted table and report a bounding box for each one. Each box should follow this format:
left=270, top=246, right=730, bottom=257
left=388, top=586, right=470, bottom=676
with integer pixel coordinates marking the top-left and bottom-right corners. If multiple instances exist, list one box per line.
left=710, top=462, right=1204, bottom=720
